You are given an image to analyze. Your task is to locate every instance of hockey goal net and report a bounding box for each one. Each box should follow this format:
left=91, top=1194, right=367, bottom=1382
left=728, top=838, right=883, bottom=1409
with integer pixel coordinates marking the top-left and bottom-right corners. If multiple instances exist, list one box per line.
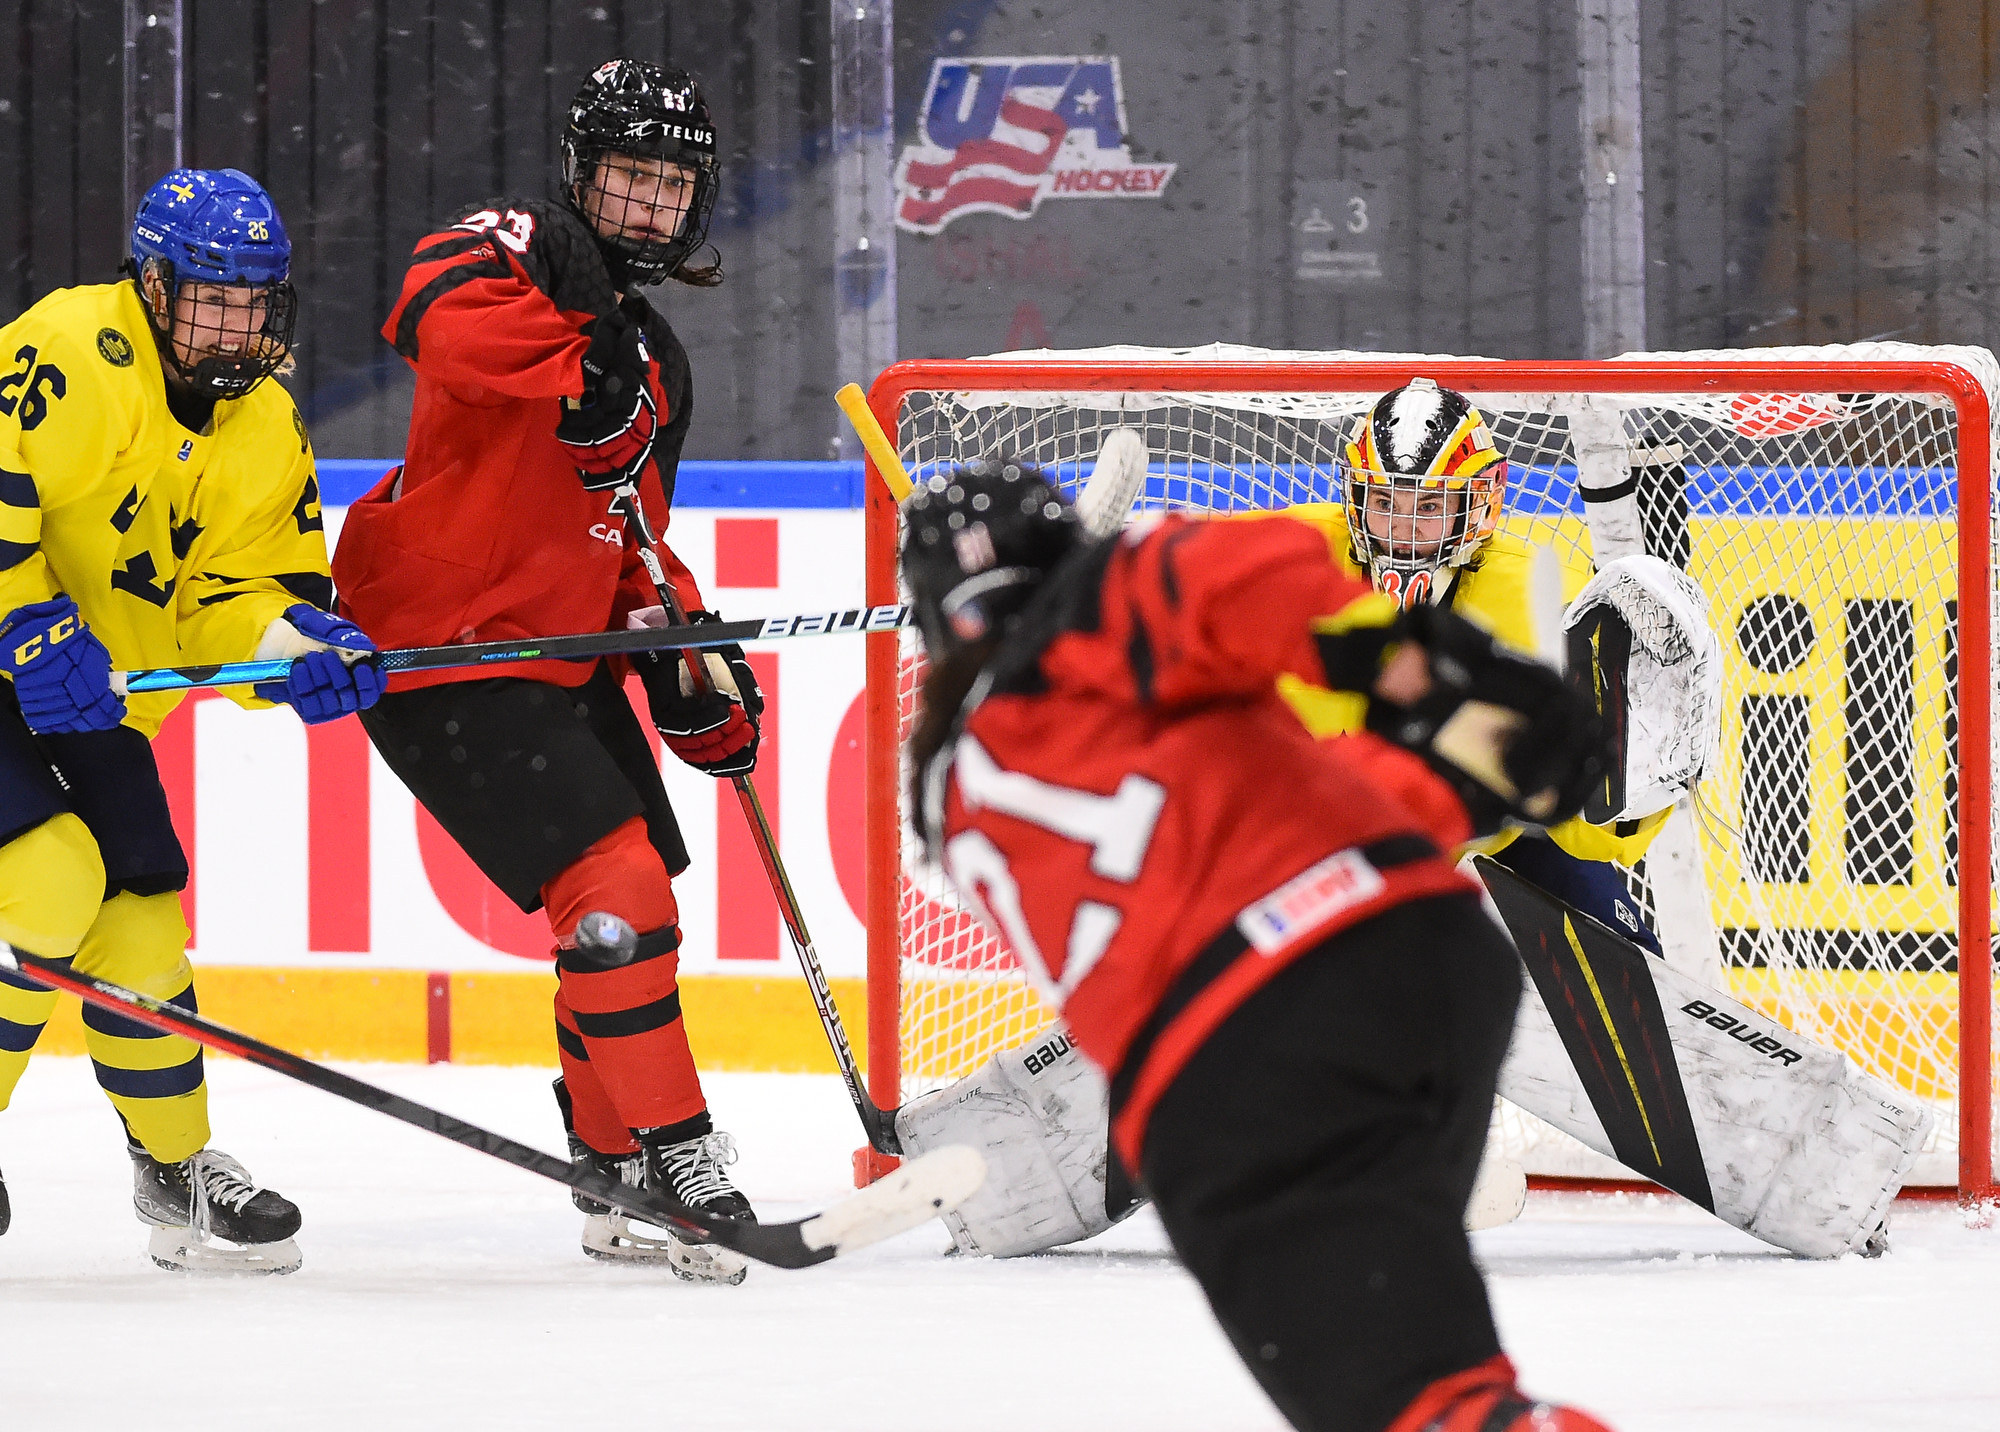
left=859, top=344, right=1998, bottom=1196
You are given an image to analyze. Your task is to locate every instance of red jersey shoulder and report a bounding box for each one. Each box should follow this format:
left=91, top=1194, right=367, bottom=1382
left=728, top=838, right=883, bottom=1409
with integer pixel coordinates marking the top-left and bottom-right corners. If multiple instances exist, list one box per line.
left=1016, top=513, right=1339, bottom=706
left=387, top=199, right=617, bottom=360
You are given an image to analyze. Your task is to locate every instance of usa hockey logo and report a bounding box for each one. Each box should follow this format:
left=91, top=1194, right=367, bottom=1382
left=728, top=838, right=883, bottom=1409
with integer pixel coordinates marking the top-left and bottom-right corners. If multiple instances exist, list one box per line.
left=895, top=57, right=1176, bottom=235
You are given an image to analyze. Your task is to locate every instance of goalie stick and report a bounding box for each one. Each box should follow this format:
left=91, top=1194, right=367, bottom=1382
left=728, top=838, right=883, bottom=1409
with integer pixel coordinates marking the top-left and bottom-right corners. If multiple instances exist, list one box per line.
left=1473, top=855, right=1929, bottom=1255
left=115, top=604, right=914, bottom=695
left=0, top=939, right=984, bottom=1268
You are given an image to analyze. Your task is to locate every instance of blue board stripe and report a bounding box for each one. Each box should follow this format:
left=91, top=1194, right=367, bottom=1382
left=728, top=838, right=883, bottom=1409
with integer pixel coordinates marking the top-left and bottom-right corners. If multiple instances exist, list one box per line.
left=317, top=457, right=1969, bottom=517
left=316, top=459, right=866, bottom=510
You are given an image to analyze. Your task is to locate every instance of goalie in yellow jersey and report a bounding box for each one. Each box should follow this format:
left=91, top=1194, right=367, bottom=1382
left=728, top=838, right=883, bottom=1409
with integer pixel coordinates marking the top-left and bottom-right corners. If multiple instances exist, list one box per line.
left=0, top=169, right=381, bottom=1273
left=890, top=382, right=1733, bottom=1267
left=1284, top=376, right=1671, bottom=955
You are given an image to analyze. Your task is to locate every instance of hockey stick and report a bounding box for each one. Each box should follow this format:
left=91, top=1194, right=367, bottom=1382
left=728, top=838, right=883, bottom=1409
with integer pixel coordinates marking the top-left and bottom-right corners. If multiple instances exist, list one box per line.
left=114, top=604, right=913, bottom=695
left=835, top=383, right=913, bottom=500
left=808, top=413, right=1159, bottom=1156
left=611, top=481, right=903, bottom=1156
left=834, top=383, right=1153, bottom=543
left=0, top=939, right=983, bottom=1267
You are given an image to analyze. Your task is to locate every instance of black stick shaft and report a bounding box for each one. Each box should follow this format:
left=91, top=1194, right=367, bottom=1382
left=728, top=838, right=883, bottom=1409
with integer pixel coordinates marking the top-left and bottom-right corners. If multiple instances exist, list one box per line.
left=0, top=943, right=834, bottom=1264
left=614, top=484, right=900, bottom=1155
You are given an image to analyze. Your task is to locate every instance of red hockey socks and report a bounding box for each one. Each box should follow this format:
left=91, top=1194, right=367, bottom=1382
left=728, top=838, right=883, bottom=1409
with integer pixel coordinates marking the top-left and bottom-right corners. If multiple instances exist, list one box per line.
left=1383, top=1356, right=1615, bottom=1432
left=542, top=817, right=708, bottom=1144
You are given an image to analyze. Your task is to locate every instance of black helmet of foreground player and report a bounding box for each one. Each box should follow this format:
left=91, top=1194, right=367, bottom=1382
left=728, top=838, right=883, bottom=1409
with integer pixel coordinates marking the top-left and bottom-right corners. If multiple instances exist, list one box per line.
left=1341, top=377, right=1508, bottom=609
left=901, top=458, right=1083, bottom=658
left=563, top=58, right=721, bottom=287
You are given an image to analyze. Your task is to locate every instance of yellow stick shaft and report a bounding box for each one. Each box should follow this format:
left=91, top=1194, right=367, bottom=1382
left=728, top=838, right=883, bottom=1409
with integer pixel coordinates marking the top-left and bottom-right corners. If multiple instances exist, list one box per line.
left=835, top=382, right=913, bottom=501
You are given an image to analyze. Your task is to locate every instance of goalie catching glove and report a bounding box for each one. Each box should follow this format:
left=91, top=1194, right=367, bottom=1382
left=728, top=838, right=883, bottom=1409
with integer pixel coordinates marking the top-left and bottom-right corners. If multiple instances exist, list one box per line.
left=631, top=608, right=763, bottom=776
left=1316, top=600, right=1610, bottom=837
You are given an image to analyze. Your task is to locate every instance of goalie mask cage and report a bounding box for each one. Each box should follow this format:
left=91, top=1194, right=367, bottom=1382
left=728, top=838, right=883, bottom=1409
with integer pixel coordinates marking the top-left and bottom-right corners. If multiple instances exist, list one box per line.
left=860, top=344, right=1998, bottom=1200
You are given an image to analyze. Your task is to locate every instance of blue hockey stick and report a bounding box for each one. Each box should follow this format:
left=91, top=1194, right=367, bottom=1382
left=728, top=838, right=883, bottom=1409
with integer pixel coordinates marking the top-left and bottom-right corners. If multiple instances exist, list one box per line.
left=116, top=602, right=912, bottom=694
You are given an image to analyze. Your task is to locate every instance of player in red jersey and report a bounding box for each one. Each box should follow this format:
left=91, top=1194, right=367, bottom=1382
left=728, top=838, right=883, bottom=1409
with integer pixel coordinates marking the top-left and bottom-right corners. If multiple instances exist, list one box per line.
left=332, top=60, right=760, bottom=1283
left=902, top=458, right=1617, bottom=1432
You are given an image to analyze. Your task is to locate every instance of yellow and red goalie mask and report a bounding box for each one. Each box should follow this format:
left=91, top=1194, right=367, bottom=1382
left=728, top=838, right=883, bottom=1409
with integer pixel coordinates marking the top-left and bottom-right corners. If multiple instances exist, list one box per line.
left=1340, top=377, right=1507, bottom=608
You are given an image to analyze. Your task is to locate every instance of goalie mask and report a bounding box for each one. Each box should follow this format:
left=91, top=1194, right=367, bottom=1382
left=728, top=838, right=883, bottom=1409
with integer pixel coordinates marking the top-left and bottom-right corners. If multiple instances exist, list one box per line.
left=1341, top=378, right=1507, bottom=608
left=901, top=459, right=1082, bottom=658
left=563, top=58, right=720, bottom=286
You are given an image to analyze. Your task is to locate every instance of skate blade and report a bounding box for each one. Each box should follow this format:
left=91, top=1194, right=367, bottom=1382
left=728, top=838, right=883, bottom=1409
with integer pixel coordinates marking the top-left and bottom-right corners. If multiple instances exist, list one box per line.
left=147, top=1225, right=302, bottom=1276
left=581, top=1212, right=748, bottom=1286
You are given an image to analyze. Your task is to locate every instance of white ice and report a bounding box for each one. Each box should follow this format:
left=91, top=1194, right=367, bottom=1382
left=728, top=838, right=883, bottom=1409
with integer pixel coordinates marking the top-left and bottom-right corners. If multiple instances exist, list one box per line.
left=2, top=1058, right=1997, bottom=1431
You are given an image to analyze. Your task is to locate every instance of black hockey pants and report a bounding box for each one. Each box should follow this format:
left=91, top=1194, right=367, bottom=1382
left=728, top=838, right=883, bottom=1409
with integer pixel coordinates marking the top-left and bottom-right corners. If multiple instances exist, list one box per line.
left=1136, top=893, right=1522, bottom=1432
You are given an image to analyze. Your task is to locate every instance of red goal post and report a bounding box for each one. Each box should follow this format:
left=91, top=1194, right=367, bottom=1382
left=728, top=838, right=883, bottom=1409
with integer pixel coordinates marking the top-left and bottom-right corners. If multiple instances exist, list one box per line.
left=859, top=350, right=1997, bottom=1199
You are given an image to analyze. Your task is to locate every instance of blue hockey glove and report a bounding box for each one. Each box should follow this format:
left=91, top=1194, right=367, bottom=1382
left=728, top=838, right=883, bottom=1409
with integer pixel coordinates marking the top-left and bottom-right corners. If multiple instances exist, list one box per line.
left=0, top=595, right=128, bottom=733
left=254, top=605, right=384, bottom=724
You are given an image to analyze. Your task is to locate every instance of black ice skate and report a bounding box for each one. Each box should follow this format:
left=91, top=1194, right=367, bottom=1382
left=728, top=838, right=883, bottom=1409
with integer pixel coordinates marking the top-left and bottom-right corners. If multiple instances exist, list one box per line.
left=571, top=1139, right=659, bottom=1263
left=130, top=1144, right=302, bottom=1274
left=579, top=1128, right=754, bottom=1284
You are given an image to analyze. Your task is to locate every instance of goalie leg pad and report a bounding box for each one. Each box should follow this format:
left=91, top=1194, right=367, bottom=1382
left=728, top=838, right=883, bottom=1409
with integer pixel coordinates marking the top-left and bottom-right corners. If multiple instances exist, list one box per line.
left=893, top=1026, right=1132, bottom=1257
left=1479, top=857, right=1931, bottom=1257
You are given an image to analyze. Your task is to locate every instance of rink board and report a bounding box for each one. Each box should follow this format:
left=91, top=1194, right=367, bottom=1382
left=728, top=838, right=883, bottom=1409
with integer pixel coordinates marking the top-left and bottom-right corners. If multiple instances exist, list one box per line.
left=122, top=468, right=1980, bottom=1069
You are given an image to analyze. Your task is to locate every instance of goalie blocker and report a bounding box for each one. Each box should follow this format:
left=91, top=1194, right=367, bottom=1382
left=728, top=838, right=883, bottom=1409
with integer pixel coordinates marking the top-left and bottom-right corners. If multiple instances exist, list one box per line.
left=917, top=862, right=1928, bottom=1261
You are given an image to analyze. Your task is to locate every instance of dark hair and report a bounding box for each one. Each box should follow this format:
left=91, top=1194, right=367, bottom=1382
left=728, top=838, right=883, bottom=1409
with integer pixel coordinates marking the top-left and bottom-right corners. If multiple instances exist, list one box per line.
left=906, top=633, right=1004, bottom=834
left=667, top=242, right=723, bottom=288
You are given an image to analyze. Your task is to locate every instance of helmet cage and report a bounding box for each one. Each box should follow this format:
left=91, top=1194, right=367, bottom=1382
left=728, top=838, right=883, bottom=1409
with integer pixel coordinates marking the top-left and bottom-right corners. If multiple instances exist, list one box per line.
left=563, top=61, right=720, bottom=284
left=565, top=142, right=718, bottom=283
left=1340, top=379, right=1508, bottom=608
left=135, top=256, right=298, bottom=402
left=128, top=167, right=295, bottom=401
left=1341, top=461, right=1506, bottom=608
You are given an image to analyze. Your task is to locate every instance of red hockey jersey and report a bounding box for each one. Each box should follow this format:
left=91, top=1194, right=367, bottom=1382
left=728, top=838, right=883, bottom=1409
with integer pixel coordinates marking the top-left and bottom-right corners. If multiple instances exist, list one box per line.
left=925, top=515, right=1476, bottom=1166
left=331, top=199, right=705, bottom=691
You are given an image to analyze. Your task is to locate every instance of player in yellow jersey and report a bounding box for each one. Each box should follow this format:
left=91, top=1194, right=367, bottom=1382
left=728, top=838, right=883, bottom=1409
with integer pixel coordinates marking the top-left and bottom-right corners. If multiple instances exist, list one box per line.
left=0, top=168, right=381, bottom=1272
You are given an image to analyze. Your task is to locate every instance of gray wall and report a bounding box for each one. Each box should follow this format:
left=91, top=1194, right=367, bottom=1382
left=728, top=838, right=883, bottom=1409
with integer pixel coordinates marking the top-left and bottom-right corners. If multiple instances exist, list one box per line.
left=3, top=0, right=1996, bottom=458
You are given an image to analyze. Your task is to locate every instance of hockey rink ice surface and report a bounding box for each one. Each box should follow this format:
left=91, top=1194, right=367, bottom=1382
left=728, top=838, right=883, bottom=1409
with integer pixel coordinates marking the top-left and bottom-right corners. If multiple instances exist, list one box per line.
left=3, top=1060, right=1997, bottom=1432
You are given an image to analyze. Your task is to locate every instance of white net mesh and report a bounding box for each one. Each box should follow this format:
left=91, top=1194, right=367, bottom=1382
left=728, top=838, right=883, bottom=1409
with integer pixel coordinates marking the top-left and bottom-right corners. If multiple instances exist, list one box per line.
left=884, top=342, right=1999, bottom=1187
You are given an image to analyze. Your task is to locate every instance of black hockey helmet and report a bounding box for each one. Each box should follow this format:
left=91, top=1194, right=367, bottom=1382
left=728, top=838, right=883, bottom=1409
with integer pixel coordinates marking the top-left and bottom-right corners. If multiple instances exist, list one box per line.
left=562, top=58, right=719, bottom=285
left=901, top=458, right=1083, bottom=657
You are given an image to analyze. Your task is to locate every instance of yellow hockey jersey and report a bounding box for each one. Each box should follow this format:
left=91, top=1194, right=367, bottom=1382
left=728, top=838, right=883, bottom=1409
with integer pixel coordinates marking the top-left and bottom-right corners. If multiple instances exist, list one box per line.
left=1262, top=503, right=1669, bottom=866
left=0, top=282, right=329, bottom=737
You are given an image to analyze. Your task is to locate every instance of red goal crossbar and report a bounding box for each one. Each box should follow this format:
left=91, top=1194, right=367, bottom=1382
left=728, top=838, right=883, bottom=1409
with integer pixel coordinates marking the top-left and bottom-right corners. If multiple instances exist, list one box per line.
left=858, top=358, right=1996, bottom=1201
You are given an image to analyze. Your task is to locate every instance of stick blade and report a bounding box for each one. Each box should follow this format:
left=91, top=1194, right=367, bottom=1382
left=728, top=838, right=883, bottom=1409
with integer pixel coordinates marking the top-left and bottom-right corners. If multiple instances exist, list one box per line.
left=799, top=1144, right=987, bottom=1255
left=1076, top=427, right=1151, bottom=540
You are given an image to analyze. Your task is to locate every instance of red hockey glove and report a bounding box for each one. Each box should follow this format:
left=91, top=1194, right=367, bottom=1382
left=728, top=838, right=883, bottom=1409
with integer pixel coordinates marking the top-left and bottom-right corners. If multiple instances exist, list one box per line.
left=632, top=609, right=764, bottom=777
left=557, top=308, right=658, bottom=491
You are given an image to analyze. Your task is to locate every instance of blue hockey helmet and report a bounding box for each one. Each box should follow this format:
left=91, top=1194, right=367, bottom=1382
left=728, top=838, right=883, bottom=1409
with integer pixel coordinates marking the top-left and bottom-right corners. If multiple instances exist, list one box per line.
left=128, top=168, right=296, bottom=399
left=132, top=168, right=291, bottom=285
